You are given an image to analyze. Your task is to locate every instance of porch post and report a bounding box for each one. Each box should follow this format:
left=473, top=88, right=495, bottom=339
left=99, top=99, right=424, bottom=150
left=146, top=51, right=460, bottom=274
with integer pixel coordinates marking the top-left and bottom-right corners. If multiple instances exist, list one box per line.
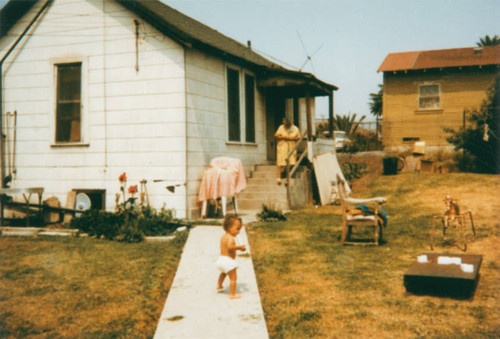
left=328, top=91, right=334, bottom=138
left=306, top=91, right=314, bottom=161
left=306, top=91, right=312, bottom=141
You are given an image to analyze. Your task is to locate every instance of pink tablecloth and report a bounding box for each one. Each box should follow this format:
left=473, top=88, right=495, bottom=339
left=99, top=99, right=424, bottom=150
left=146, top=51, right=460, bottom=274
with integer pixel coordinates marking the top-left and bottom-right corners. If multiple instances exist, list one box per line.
left=197, top=157, right=247, bottom=202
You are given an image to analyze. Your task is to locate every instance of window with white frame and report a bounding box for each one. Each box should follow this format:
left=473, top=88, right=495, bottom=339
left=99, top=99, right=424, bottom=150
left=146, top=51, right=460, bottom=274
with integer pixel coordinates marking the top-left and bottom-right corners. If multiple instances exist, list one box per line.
left=418, top=83, right=440, bottom=110
left=55, top=63, right=82, bottom=142
left=244, top=74, right=255, bottom=143
left=226, top=66, right=256, bottom=143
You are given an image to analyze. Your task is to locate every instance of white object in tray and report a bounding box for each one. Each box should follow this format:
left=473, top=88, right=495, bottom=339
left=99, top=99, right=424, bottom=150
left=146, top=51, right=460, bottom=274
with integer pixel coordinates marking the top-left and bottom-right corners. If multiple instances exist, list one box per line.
left=437, top=256, right=462, bottom=265
left=460, top=264, right=474, bottom=273
left=417, top=255, right=428, bottom=263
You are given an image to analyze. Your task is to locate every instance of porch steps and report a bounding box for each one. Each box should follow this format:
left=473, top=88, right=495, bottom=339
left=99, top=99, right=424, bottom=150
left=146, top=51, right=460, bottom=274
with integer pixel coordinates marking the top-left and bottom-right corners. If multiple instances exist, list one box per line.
left=238, top=165, right=289, bottom=211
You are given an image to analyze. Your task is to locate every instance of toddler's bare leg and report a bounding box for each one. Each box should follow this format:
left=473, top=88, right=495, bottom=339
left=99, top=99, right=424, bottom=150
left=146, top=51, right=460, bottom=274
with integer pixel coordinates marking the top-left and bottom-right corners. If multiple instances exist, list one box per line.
left=217, top=272, right=226, bottom=290
left=227, top=269, right=241, bottom=299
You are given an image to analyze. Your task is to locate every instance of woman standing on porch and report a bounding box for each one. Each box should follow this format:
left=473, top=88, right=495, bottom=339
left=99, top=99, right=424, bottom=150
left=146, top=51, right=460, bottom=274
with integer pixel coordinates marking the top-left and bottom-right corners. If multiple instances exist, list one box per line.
left=274, top=117, right=300, bottom=184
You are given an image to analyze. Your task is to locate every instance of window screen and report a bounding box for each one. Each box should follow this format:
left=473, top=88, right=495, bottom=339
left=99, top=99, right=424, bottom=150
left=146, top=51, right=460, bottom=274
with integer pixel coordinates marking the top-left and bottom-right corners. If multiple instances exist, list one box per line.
left=227, top=67, right=240, bottom=141
left=419, top=84, right=440, bottom=109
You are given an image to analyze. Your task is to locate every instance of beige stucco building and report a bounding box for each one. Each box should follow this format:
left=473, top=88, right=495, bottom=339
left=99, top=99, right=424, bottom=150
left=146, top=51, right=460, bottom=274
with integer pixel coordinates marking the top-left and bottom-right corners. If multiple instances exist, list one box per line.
left=378, top=45, right=500, bottom=150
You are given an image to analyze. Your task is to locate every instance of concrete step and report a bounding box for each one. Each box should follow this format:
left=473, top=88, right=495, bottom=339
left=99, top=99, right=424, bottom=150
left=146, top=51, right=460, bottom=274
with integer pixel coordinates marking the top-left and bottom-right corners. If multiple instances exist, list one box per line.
left=1, top=227, right=80, bottom=237
left=238, top=191, right=287, bottom=201
left=238, top=198, right=288, bottom=211
left=1, top=229, right=39, bottom=237
left=242, top=185, right=287, bottom=194
left=251, top=171, right=279, bottom=179
left=246, top=177, right=296, bottom=186
left=236, top=164, right=303, bottom=211
left=254, top=165, right=277, bottom=172
left=39, top=231, right=73, bottom=237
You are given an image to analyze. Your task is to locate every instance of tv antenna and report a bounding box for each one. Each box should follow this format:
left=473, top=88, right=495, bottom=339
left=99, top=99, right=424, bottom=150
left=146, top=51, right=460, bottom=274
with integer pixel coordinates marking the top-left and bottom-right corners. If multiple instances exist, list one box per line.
left=297, top=31, right=323, bottom=73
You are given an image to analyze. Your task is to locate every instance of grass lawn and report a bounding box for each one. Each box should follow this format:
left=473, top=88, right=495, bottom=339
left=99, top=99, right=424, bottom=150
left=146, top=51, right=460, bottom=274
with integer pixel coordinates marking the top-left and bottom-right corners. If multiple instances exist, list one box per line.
left=248, top=173, right=500, bottom=338
left=0, top=232, right=187, bottom=338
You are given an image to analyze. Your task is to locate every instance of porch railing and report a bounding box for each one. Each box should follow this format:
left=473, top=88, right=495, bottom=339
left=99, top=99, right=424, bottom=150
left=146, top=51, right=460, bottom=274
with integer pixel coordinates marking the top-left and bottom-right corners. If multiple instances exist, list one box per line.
left=285, top=131, right=309, bottom=207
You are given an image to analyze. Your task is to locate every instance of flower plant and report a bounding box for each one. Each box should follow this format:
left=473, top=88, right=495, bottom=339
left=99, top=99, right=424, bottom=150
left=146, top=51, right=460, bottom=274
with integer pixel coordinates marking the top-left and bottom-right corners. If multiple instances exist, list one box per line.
left=71, top=172, right=187, bottom=242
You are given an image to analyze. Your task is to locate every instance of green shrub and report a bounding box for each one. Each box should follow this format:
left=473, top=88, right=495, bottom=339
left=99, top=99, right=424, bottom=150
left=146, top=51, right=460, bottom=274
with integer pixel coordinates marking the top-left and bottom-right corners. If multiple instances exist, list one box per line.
left=453, top=152, right=476, bottom=172
left=341, top=162, right=367, bottom=181
left=345, top=130, right=382, bottom=153
left=116, top=216, right=144, bottom=243
left=257, top=204, right=287, bottom=222
left=70, top=205, right=184, bottom=242
left=70, top=209, right=121, bottom=240
left=444, top=78, right=499, bottom=173
left=137, top=206, right=181, bottom=236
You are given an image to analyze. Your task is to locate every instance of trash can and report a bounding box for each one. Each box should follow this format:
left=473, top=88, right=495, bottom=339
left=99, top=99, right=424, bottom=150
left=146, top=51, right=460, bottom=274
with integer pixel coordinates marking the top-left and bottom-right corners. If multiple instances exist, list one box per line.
left=383, top=157, right=404, bottom=175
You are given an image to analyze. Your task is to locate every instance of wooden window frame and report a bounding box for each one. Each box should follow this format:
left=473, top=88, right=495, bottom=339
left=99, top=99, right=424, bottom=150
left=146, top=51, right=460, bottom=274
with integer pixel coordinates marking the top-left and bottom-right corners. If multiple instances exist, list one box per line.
left=418, top=83, right=441, bottom=110
left=55, top=63, right=82, bottom=143
left=225, top=65, right=257, bottom=144
left=50, top=58, right=88, bottom=147
left=244, top=73, right=256, bottom=143
left=226, top=66, right=241, bottom=142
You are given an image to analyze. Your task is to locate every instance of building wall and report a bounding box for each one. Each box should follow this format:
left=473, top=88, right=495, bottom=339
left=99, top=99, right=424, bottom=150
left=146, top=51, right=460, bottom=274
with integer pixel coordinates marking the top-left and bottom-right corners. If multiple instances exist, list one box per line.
left=0, top=0, right=188, bottom=216
left=382, top=68, right=498, bottom=148
left=185, top=49, right=268, bottom=218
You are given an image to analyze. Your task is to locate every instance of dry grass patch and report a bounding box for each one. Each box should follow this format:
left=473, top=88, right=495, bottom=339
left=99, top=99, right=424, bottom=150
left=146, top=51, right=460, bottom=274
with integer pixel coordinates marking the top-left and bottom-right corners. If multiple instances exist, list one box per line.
left=249, top=173, right=499, bottom=338
left=0, top=233, right=187, bottom=338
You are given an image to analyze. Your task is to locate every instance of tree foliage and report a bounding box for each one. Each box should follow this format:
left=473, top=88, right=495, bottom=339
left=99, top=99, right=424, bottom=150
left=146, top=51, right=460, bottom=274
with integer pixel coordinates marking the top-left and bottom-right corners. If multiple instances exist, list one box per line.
left=333, top=113, right=366, bottom=136
left=369, top=84, right=383, bottom=118
left=476, top=34, right=500, bottom=47
left=445, top=78, right=499, bottom=173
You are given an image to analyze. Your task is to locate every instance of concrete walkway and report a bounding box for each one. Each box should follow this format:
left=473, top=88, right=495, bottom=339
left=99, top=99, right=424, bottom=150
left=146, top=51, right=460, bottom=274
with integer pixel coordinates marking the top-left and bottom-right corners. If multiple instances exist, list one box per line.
left=154, top=216, right=269, bottom=338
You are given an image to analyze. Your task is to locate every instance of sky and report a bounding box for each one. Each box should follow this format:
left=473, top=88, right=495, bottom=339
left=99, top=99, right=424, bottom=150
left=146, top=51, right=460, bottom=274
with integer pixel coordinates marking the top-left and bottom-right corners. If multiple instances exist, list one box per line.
left=165, top=0, right=499, bottom=120
left=1, top=0, right=499, bottom=120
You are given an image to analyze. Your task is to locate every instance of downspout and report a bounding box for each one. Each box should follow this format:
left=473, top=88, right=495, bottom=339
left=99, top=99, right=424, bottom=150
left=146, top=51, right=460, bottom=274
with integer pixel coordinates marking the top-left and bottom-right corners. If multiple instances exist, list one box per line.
left=183, top=48, right=189, bottom=219
left=102, top=0, right=108, bottom=170
left=328, top=91, right=334, bottom=139
left=0, top=0, right=53, bottom=187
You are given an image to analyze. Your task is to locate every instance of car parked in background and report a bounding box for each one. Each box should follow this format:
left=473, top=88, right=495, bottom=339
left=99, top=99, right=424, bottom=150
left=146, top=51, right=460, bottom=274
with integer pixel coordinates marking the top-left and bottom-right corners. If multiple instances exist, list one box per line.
left=334, top=131, right=350, bottom=150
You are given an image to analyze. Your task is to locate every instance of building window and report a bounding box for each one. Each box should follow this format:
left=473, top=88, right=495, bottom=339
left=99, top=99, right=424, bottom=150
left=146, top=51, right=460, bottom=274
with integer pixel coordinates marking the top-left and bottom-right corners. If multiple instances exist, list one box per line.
left=227, top=67, right=241, bottom=142
left=245, top=74, right=255, bottom=143
left=418, top=84, right=440, bottom=110
left=403, top=137, right=420, bottom=143
left=55, top=63, right=82, bottom=142
left=226, top=66, right=256, bottom=143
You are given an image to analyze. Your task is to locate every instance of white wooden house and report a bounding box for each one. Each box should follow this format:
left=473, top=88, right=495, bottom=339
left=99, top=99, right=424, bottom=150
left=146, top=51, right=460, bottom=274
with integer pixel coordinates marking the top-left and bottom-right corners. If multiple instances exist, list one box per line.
left=0, top=0, right=337, bottom=219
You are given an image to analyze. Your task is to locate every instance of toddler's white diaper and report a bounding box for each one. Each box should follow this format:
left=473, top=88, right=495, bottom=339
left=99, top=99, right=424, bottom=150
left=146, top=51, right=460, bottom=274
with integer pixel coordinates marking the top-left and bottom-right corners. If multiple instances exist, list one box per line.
left=216, top=256, right=238, bottom=273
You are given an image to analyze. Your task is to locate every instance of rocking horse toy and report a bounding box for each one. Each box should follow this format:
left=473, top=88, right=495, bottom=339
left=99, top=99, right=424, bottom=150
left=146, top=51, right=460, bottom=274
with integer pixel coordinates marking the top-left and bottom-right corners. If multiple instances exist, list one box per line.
left=430, top=196, right=476, bottom=252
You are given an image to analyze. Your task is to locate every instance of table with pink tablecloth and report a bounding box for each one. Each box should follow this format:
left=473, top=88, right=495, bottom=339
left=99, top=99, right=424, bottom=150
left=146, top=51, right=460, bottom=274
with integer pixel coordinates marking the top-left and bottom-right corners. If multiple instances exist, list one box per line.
left=198, top=157, right=247, bottom=217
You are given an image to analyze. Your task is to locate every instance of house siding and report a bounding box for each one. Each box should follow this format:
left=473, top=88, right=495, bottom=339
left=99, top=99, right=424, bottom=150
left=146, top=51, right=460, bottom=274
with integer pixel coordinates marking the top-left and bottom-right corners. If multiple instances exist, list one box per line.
left=1, top=0, right=188, bottom=216
left=185, top=48, right=268, bottom=218
left=382, top=68, right=498, bottom=148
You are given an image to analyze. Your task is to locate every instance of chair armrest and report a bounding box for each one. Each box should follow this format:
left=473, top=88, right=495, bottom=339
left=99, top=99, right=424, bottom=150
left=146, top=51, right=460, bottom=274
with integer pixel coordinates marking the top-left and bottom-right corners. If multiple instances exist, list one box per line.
left=345, top=197, right=386, bottom=205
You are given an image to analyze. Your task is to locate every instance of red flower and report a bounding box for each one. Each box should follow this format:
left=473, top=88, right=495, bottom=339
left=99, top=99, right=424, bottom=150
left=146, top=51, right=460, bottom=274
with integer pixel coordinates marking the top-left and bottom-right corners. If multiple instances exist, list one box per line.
left=128, top=185, right=138, bottom=195
left=119, top=172, right=127, bottom=183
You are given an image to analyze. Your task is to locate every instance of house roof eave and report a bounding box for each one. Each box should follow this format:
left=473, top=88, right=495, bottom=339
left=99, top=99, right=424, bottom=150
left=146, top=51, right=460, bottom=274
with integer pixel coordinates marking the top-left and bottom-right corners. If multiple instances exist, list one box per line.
left=378, top=45, right=500, bottom=73
left=258, top=69, right=338, bottom=97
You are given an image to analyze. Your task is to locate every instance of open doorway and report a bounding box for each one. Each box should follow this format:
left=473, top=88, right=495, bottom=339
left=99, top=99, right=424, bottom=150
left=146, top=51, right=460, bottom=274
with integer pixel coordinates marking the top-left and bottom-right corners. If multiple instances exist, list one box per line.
left=265, top=94, right=286, bottom=162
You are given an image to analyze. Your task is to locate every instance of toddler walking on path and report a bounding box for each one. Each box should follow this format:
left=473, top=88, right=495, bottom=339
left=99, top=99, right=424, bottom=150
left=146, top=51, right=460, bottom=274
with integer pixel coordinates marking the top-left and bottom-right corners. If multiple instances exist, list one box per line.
left=216, top=216, right=247, bottom=299
left=154, top=222, right=269, bottom=338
